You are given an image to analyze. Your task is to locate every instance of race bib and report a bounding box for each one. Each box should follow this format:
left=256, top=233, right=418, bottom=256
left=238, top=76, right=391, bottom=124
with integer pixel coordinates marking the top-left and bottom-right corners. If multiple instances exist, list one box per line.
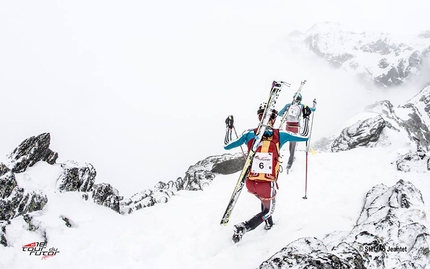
left=288, top=105, right=300, bottom=118
left=251, top=152, right=273, bottom=174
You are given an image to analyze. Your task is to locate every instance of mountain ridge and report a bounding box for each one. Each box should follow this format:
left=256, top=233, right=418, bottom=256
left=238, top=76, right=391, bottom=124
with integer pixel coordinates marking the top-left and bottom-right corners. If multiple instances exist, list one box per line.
left=288, top=21, right=430, bottom=88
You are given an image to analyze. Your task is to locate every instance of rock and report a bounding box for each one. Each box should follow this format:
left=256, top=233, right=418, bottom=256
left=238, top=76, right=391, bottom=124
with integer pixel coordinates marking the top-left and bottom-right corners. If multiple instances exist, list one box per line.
left=331, top=115, right=386, bottom=152
left=90, top=183, right=123, bottom=213
left=396, top=86, right=430, bottom=151
left=394, top=147, right=429, bottom=172
left=0, top=186, right=48, bottom=221
left=260, top=237, right=365, bottom=268
left=0, top=163, right=48, bottom=222
left=119, top=153, right=243, bottom=214
left=211, top=155, right=245, bottom=175
left=288, top=22, right=430, bottom=88
left=57, top=161, right=96, bottom=192
left=60, top=215, right=76, bottom=228
left=7, top=133, right=58, bottom=173
left=0, top=221, right=8, bottom=247
left=260, top=180, right=429, bottom=268
left=330, top=86, right=430, bottom=153
left=0, top=170, right=17, bottom=199
left=347, top=180, right=429, bottom=268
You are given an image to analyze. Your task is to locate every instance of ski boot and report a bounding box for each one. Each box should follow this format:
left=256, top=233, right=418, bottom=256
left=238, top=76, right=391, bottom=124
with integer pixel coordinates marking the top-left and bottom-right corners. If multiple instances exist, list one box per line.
left=286, top=163, right=292, bottom=174
left=264, top=217, right=274, bottom=230
left=232, top=222, right=247, bottom=243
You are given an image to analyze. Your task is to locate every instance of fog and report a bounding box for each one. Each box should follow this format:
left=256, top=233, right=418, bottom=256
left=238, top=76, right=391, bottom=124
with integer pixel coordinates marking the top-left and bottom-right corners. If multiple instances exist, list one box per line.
left=0, top=0, right=426, bottom=196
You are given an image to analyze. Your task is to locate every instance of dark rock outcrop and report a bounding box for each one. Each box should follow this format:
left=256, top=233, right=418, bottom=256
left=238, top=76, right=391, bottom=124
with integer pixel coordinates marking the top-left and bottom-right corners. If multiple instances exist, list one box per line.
left=211, top=155, right=245, bottom=175
left=88, top=183, right=123, bottom=213
left=0, top=221, right=9, bottom=247
left=0, top=138, right=52, bottom=221
left=0, top=183, right=48, bottom=221
left=260, top=180, right=430, bottom=268
left=0, top=133, right=57, bottom=245
left=7, top=133, right=58, bottom=173
left=57, top=161, right=96, bottom=192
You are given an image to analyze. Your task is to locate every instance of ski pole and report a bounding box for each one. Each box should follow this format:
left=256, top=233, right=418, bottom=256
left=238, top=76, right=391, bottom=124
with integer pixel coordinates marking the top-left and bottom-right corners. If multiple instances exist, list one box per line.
left=303, top=99, right=316, bottom=200
left=303, top=141, right=309, bottom=199
left=225, top=115, right=246, bottom=159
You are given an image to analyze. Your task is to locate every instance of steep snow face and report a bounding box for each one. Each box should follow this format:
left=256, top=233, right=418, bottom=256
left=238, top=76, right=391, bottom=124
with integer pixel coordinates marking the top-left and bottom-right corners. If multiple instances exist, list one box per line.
left=288, top=22, right=430, bottom=88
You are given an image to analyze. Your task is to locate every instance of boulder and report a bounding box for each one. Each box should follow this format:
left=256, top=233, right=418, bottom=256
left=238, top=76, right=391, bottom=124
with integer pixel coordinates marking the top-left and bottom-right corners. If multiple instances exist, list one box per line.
left=331, top=115, right=386, bottom=152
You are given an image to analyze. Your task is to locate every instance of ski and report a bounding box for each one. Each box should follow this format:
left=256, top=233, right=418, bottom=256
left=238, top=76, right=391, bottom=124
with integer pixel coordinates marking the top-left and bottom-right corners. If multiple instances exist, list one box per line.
left=278, top=80, right=307, bottom=129
left=220, top=80, right=288, bottom=226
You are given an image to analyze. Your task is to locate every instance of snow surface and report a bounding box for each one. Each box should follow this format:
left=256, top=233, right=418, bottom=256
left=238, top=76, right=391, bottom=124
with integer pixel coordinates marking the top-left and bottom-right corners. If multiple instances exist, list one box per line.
left=1, top=140, right=429, bottom=269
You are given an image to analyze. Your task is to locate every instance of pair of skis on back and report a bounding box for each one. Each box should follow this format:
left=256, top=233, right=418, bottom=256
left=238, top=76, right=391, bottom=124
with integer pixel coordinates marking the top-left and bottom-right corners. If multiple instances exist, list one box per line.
left=220, top=80, right=307, bottom=226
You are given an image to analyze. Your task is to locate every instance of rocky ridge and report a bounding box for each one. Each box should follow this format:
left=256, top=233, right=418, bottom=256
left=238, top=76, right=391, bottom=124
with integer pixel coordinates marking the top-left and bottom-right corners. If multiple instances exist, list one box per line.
left=0, top=133, right=244, bottom=246
left=319, top=85, right=430, bottom=173
left=288, top=21, right=430, bottom=88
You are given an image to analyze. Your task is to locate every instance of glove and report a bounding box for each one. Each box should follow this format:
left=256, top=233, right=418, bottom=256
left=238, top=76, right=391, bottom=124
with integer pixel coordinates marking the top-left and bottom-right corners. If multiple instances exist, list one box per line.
left=302, top=106, right=312, bottom=119
left=225, top=115, right=234, bottom=128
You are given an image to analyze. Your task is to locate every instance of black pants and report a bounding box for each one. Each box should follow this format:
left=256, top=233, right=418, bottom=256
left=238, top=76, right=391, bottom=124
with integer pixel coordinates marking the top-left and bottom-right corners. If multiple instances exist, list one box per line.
left=287, top=141, right=297, bottom=167
left=246, top=198, right=276, bottom=231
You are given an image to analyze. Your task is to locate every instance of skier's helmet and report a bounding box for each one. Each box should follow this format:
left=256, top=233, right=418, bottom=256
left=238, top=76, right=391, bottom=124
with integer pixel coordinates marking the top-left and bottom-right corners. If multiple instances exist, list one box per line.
left=257, top=102, right=278, bottom=120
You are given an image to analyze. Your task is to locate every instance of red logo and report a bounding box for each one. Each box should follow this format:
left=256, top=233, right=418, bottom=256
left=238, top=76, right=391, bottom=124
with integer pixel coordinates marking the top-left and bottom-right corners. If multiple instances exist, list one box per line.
left=23, top=242, right=37, bottom=248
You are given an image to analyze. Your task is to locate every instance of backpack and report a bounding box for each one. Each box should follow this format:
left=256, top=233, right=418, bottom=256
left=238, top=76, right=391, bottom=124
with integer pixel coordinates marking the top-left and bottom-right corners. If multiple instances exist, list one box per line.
left=247, top=129, right=281, bottom=182
left=302, top=105, right=312, bottom=119
left=286, top=103, right=302, bottom=122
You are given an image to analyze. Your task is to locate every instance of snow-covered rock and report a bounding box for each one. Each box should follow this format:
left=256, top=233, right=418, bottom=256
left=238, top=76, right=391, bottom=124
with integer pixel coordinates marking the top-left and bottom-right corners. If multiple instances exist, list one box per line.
left=57, top=161, right=96, bottom=192
left=119, top=152, right=243, bottom=214
left=289, top=21, right=430, bottom=88
left=6, top=133, right=58, bottom=173
left=329, top=85, right=430, bottom=155
left=0, top=164, right=48, bottom=222
left=331, top=115, right=386, bottom=152
left=0, top=134, right=246, bottom=244
left=396, top=86, right=430, bottom=150
left=260, top=180, right=430, bottom=268
left=394, top=147, right=429, bottom=173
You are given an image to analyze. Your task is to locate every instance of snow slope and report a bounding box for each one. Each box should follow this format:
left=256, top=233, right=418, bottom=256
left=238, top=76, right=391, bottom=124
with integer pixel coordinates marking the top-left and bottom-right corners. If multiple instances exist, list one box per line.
left=1, top=141, right=429, bottom=269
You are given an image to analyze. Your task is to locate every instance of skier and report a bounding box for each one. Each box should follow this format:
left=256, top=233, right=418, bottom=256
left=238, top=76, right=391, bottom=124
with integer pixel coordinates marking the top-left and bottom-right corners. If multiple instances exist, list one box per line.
left=278, top=94, right=316, bottom=171
left=224, top=102, right=309, bottom=243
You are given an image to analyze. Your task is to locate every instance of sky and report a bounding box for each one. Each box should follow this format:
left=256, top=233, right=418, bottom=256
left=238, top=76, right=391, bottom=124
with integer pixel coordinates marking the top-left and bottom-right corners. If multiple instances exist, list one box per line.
left=0, top=0, right=429, bottom=196
left=1, top=140, right=429, bottom=269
